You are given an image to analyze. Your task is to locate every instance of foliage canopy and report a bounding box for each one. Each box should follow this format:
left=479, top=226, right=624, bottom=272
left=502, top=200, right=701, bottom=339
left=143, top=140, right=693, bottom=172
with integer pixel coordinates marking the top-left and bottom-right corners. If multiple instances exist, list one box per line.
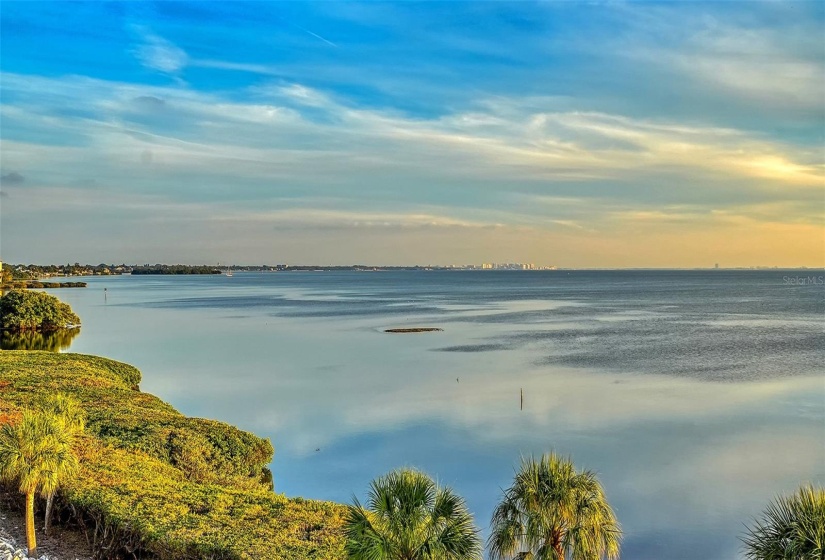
left=0, top=351, right=346, bottom=559
left=0, top=290, right=80, bottom=331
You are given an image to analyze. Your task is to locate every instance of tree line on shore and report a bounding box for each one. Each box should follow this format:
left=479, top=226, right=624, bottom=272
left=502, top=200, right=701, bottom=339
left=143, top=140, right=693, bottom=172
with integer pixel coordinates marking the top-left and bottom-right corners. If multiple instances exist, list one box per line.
left=1, top=263, right=225, bottom=280
left=2, top=263, right=120, bottom=282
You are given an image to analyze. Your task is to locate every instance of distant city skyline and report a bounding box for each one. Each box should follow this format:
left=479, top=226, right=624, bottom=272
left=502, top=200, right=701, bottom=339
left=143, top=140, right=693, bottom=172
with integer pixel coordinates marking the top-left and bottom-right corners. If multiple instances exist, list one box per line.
left=1, top=2, right=823, bottom=267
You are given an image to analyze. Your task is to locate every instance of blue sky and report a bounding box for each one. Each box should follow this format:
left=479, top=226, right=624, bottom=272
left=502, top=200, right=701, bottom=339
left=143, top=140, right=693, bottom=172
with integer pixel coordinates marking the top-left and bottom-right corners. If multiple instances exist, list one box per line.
left=1, top=1, right=823, bottom=266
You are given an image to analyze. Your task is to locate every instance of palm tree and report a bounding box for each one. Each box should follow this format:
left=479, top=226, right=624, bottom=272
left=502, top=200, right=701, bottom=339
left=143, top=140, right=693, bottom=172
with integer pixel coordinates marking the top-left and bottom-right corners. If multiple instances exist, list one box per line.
left=41, top=394, right=85, bottom=535
left=489, top=453, right=620, bottom=560
left=741, top=485, right=825, bottom=559
left=0, top=409, right=79, bottom=556
left=344, top=468, right=482, bottom=560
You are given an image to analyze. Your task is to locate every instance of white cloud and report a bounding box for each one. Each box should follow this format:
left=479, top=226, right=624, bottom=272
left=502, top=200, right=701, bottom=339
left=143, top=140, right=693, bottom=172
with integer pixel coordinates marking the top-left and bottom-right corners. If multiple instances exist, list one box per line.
left=1, top=70, right=822, bottom=265
left=132, top=28, right=188, bottom=74
left=680, top=25, right=824, bottom=110
left=609, top=7, right=825, bottom=114
left=2, top=72, right=821, bottom=193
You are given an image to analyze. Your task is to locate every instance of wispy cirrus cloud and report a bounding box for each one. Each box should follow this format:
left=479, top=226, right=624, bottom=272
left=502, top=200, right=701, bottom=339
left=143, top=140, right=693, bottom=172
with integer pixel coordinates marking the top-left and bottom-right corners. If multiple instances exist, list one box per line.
left=1, top=72, right=821, bottom=211
left=683, top=18, right=824, bottom=109
left=131, top=27, right=188, bottom=74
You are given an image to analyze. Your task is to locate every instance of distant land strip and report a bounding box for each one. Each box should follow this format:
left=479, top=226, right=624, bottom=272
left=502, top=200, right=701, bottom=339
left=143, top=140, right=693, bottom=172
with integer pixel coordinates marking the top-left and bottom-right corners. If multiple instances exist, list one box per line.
left=385, top=327, right=444, bottom=333
left=3, top=263, right=821, bottom=282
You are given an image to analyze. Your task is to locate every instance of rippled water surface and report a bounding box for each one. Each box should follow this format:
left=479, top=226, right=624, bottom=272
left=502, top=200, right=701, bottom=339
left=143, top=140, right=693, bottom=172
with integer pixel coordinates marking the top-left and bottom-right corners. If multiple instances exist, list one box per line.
left=49, top=270, right=824, bottom=559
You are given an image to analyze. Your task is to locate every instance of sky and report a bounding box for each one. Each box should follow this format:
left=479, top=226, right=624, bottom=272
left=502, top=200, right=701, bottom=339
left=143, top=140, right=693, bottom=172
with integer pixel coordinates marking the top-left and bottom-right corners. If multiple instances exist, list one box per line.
left=0, top=1, right=823, bottom=267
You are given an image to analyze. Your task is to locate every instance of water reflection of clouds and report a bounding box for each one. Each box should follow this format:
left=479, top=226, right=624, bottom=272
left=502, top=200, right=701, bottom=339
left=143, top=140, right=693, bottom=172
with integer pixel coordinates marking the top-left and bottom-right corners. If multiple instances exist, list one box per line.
left=62, top=273, right=824, bottom=560
left=610, top=421, right=824, bottom=559
left=148, top=318, right=822, bottom=457
left=266, top=367, right=822, bottom=455
left=179, top=359, right=820, bottom=560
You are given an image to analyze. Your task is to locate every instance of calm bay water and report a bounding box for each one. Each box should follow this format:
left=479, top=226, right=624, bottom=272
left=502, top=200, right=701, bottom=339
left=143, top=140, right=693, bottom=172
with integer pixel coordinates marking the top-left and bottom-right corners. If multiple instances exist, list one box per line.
left=43, top=270, right=824, bottom=559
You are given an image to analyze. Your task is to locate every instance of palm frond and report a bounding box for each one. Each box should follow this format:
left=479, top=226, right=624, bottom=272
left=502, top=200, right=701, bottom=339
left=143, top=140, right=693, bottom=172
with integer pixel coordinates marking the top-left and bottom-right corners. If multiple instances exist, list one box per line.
left=742, top=485, right=825, bottom=560
left=345, top=468, right=481, bottom=560
left=489, top=453, right=621, bottom=560
left=0, top=409, right=79, bottom=496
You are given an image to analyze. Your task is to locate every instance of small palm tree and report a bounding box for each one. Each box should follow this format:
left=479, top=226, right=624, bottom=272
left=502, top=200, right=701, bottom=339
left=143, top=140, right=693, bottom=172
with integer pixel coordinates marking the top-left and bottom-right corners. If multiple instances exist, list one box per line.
left=41, top=394, right=85, bottom=535
left=345, top=468, right=482, bottom=560
left=742, top=485, right=825, bottom=559
left=0, top=409, right=79, bottom=556
left=489, top=453, right=620, bottom=560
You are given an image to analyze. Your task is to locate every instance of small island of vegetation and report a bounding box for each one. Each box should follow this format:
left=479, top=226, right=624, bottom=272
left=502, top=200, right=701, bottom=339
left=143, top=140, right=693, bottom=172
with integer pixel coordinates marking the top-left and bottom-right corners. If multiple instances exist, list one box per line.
left=384, top=327, right=444, bottom=333
left=131, top=265, right=222, bottom=275
left=0, top=290, right=80, bottom=332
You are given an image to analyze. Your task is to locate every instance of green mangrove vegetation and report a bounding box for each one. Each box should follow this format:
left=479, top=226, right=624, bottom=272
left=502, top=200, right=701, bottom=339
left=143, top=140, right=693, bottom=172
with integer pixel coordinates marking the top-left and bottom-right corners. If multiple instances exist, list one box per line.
left=0, top=352, right=346, bottom=559
left=0, top=281, right=88, bottom=290
left=131, top=265, right=222, bottom=275
left=0, top=290, right=81, bottom=332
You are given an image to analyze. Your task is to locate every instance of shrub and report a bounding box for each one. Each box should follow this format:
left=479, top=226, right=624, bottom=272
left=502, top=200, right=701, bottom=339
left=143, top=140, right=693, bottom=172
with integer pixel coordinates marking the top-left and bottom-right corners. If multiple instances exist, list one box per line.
left=0, top=290, right=80, bottom=331
left=0, top=351, right=346, bottom=559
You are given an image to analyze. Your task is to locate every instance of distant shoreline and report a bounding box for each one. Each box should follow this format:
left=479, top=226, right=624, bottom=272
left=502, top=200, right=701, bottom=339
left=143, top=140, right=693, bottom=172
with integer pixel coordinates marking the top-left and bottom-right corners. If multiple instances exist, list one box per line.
left=3, top=263, right=822, bottom=278
left=1, top=281, right=87, bottom=290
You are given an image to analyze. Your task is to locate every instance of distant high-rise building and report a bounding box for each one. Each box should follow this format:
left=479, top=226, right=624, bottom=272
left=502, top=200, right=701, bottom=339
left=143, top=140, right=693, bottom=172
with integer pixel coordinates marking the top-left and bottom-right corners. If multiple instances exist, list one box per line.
left=714, top=263, right=719, bottom=269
